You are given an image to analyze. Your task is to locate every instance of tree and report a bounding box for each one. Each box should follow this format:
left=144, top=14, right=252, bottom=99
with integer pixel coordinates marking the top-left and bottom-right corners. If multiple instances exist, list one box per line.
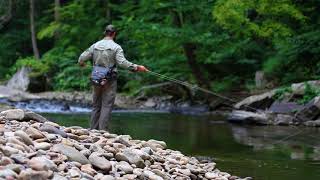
left=30, top=0, right=40, bottom=59
left=0, top=0, right=12, bottom=29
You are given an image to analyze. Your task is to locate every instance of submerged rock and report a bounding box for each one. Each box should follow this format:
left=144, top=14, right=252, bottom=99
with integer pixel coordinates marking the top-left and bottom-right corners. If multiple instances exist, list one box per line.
left=295, top=96, right=320, bottom=122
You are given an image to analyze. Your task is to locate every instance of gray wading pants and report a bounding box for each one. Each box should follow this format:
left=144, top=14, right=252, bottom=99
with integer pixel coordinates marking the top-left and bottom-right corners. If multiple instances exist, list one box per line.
left=90, top=80, right=117, bottom=130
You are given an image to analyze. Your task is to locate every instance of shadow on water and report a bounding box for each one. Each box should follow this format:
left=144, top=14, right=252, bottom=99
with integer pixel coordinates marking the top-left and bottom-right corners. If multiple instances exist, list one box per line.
left=44, top=112, right=320, bottom=180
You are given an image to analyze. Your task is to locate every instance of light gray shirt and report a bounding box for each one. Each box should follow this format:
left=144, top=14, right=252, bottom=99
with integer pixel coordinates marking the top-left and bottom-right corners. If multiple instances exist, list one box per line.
left=78, top=39, right=137, bottom=71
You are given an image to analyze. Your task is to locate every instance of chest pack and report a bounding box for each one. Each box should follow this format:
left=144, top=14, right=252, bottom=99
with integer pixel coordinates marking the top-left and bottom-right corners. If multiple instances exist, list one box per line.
left=91, top=65, right=116, bottom=86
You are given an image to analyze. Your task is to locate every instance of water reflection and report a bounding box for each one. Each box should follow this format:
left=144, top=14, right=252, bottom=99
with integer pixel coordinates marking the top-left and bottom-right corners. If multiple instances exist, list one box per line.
left=45, top=113, right=320, bottom=180
left=231, top=125, right=320, bottom=161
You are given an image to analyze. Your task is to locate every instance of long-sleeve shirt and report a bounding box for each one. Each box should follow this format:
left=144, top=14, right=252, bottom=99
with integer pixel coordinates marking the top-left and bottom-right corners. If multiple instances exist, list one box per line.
left=78, top=39, right=138, bottom=71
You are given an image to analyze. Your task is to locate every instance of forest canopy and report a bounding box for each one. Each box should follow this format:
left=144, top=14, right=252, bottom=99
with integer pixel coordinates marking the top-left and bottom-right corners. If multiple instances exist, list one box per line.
left=0, top=0, right=319, bottom=96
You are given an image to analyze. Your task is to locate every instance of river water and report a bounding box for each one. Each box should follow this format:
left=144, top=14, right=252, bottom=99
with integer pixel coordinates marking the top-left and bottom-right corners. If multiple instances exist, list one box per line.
left=43, top=112, right=320, bottom=180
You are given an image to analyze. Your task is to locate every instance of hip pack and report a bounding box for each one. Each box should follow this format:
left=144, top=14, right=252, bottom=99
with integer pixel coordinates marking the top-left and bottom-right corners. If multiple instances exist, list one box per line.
left=91, top=65, right=116, bottom=86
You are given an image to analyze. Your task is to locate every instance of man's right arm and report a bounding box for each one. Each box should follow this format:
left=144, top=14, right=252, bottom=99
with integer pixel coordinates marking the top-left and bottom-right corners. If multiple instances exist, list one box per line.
left=115, top=46, right=148, bottom=72
left=78, top=45, right=94, bottom=66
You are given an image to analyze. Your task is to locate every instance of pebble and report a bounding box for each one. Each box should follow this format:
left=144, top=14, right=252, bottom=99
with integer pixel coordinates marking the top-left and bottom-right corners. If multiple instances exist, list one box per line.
left=14, top=130, right=33, bottom=145
left=116, top=161, right=133, bottom=174
left=27, top=156, right=57, bottom=171
left=35, top=142, right=52, bottom=150
left=89, top=152, right=112, bottom=172
left=25, top=126, right=44, bottom=139
left=0, top=109, right=240, bottom=180
left=0, top=169, right=17, bottom=178
left=81, top=164, right=97, bottom=176
left=205, top=172, right=219, bottom=179
left=52, top=143, right=90, bottom=165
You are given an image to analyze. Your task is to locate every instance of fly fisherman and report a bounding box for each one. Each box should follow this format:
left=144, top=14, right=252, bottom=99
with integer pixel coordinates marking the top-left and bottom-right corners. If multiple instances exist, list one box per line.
left=78, top=25, right=148, bottom=130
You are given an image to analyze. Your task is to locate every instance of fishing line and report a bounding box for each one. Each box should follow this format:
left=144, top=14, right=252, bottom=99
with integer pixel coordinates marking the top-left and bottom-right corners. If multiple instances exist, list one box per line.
left=147, top=70, right=260, bottom=112
left=146, top=70, right=320, bottom=146
left=120, top=69, right=313, bottom=145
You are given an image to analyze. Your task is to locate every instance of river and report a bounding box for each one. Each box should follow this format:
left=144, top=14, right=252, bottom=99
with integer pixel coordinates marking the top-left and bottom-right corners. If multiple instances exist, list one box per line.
left=42, top=112, right=320, bottom=180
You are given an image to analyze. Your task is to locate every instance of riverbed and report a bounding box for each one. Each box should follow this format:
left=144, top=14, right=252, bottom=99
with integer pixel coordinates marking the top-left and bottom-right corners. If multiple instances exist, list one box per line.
left=43, top=112, right=320, bottom=180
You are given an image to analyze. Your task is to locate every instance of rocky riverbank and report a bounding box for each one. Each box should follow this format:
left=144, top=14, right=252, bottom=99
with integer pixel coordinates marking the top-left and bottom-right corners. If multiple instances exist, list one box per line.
left=228, top=80, right=320, bottom=127
left=0, top=85, right=211, bottom=114
left=0, top=109, right=246, bottom=180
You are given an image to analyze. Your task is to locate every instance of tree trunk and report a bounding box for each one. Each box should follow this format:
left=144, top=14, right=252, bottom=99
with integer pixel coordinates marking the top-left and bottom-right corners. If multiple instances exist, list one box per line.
left=54, top=0, right=60, bottom=21
left=54, top=0, right=60, bottom=39
left=0, top=0, right=12, bottom=29
left=172, top=9, right=210, bottom=89
left=105, top=0, right=111, bottom=22
left=183, top=43, right=210, bottom=89
left=30, top=0, right=40, bottom=59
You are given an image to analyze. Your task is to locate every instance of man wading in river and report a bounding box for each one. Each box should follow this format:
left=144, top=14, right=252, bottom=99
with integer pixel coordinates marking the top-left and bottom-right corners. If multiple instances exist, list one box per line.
left=78, top=25, right=148, bottom=130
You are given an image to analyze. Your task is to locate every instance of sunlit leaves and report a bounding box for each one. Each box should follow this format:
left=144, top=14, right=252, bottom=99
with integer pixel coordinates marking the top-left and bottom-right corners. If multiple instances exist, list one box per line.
left=213, top=0, right=305, bottom=40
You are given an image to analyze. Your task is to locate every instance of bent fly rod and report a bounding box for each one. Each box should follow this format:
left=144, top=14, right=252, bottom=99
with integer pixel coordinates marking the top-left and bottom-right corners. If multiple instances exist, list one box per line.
left=146, top=70, right=320, bottom=144
left=146, top=70, right=259, bottom=112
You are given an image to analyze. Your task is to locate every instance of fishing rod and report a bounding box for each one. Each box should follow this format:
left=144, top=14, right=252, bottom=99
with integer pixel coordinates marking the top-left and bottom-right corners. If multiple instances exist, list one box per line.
left=146, top=70, right=260, bottom=112
left=145, top=70, right=320, bottom=146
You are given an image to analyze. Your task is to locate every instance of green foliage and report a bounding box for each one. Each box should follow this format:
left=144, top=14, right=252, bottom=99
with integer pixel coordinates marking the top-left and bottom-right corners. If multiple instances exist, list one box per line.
left=0, top=0, right=319, bottom=97
left=213, top=0, right=305, bottom=40
left=263, top=29, right=320, bottom=84
left=212, top=76, right=240, bottom=92
left=14, top=57, right=49, bottom=77
left=273, top=86, right=293, bottom=101
left=298, top=83, right=320, bottom=104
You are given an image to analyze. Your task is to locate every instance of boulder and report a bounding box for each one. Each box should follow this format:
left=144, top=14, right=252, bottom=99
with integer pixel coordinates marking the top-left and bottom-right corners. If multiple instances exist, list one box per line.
left=295, top=96, right=320, bottom=122
left=228, top=110, right=271, bottom=125
left=0, top=109, right=24, bottom=120
left=52, top=144, right=90, bottom=165
left=291, top=80, right=320, bottom=95
left=23, top=110, right=47, bottom=122
left=234, top=90, right=276, bottom=110
left=6, top=67, right=30, bottom=92
left=268, top=101, right=303, bottom=114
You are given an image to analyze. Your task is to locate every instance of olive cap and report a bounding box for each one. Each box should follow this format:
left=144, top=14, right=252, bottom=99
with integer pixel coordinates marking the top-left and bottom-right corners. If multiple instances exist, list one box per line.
left=105, top=24, right=116, bottom=33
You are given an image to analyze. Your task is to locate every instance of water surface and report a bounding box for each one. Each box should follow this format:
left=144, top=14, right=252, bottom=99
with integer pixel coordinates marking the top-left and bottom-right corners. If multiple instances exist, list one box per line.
left=44, top=113, right=320, bottom=180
